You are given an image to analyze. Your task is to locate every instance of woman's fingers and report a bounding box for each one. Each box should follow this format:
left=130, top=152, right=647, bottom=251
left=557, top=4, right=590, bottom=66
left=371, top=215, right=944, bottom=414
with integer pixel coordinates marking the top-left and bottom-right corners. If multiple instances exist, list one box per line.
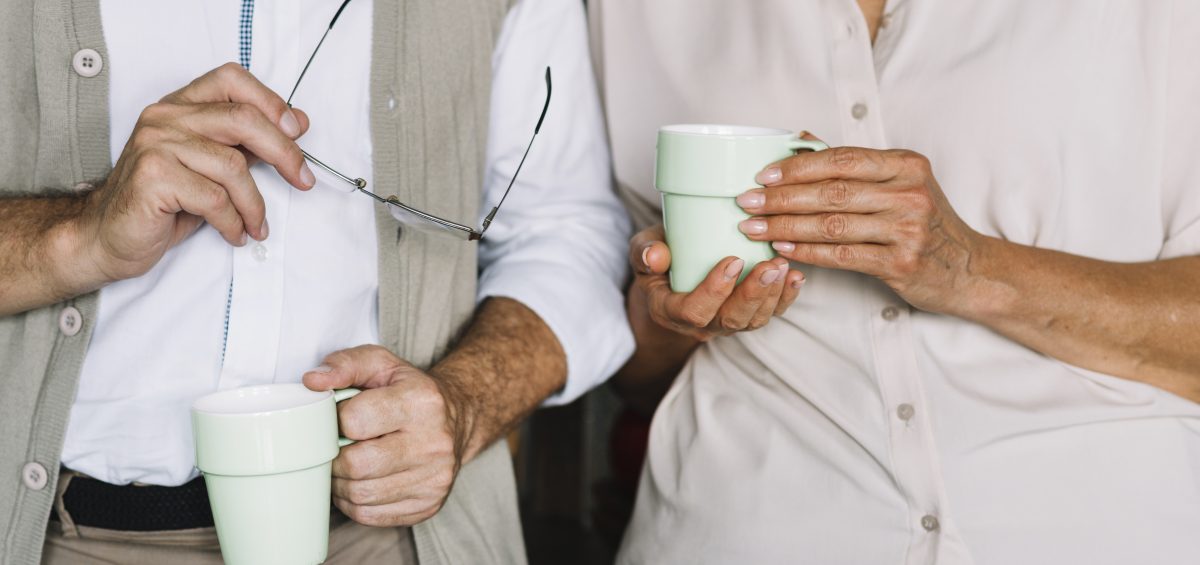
left=629, top=224, right=671, bottom=275
left=654, top=256, right=742, bottom=332
left=713, top=260, right=788, bottom=331
left=773, top=269, right=806, bottom=316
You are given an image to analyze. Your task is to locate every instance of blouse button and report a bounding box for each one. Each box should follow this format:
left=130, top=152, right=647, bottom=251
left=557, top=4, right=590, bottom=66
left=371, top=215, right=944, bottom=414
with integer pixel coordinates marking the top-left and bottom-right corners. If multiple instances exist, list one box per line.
left=851, top=103, right=869, bottom=120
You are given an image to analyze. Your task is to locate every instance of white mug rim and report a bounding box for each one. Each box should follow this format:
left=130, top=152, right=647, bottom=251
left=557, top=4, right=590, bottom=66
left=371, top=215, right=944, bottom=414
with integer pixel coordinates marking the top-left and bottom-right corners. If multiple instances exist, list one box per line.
left=660, top=123, right=792, bottom=137
left=192, top=383, right=332, bottom=417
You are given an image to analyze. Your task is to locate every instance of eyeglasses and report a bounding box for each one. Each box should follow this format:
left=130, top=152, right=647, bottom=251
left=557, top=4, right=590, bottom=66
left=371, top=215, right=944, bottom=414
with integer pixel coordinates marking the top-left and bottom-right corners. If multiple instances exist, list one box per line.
left=288, top=0, right=551, bottom=241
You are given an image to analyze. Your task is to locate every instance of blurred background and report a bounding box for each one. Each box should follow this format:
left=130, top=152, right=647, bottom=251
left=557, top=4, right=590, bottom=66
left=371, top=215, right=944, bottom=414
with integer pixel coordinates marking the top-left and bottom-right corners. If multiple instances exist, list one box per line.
left=514, top=384, right=649, bottom=565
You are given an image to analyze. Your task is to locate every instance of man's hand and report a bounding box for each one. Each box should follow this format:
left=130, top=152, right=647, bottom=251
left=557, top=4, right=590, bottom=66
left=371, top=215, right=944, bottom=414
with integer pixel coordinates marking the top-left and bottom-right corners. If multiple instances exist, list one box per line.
left=303, top=345, right=469, bottom=527
left=736, top=145, right=987, bottom=316
left=73, top=62, right=315, bottom=286
left=630, top=224, right=805, bottom=342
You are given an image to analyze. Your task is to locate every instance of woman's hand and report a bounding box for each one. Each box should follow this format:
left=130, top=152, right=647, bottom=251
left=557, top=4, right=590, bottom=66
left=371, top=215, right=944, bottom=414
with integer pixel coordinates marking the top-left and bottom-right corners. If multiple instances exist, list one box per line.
left=628, top=224, right=805, bottom=342
left=736, top=145, right=989, bottom=316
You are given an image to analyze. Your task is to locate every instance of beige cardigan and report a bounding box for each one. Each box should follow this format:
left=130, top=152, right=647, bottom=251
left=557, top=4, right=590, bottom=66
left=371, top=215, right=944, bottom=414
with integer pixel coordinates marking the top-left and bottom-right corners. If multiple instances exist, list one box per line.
left=0, top=0, right=526, bottom=563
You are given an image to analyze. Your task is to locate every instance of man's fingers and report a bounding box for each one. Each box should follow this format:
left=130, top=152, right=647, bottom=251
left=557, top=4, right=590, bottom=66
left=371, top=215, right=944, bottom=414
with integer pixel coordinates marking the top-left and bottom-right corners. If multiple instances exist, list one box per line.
left=712, top=260, right=787, bottom=331
left=333, top=494, right=440, bottom=528
left=303, top=344, right=405, bottom=392
left=332, top=462, right=451, bottom=507
left=176, top=102, right=313, bottom=190
left=773, top=242, right=891, bottom=278
left=168, top=139, right=267, bottom=240
left=739, top=212, right=897, bottom=244
left=162, top=163, right=246, bottom=246
left=166, top=62, right=306, bottom=139
left=332, top=430, right=415, bottom=479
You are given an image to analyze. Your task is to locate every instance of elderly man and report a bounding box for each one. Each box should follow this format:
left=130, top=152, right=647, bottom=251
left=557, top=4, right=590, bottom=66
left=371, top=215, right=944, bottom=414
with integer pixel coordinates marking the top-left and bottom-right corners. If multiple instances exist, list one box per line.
left=0, top=0, right=631, bottom=563
left=591, top=0, right=1200, bottom=564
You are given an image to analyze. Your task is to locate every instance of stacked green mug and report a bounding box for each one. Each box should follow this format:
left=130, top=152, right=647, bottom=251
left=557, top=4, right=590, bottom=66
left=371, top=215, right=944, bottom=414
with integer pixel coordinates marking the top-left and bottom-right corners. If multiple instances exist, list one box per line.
left=655, top=124, right=827, bottom=292
left=192, top=384, right=359, bottom=565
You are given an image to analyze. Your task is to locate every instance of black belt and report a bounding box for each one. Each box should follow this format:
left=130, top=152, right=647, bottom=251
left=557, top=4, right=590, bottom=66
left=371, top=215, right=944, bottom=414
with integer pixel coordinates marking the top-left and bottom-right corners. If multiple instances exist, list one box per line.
left=51, top=474, right=215, bottom=531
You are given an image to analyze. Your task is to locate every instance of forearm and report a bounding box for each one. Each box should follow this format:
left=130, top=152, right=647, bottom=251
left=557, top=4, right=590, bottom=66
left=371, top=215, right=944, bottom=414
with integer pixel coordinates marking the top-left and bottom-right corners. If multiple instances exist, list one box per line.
left=0, top=193, right=96, bottom=316
left=430, top=296, right=567, bottom=463
left=612, top=285, right=699, bottom=415
left=962, top=237, right=1200, bottom=400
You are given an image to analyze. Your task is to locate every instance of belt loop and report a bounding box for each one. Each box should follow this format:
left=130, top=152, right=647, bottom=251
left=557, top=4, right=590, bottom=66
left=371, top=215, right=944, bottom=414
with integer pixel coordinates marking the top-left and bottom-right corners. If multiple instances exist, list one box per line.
left=53, top=470, right=80, bottom=539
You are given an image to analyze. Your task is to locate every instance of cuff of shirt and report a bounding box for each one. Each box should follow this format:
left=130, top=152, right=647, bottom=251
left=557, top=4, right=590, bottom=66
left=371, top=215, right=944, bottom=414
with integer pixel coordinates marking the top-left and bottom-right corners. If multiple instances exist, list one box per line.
left=477, top=259, right=634, bottom=407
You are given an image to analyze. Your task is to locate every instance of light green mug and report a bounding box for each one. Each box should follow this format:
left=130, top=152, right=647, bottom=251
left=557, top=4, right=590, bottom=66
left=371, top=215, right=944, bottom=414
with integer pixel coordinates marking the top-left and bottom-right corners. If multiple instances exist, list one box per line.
left=191, top=383, right=360, bottom=565
left=656, top=124, right=827, bottom=292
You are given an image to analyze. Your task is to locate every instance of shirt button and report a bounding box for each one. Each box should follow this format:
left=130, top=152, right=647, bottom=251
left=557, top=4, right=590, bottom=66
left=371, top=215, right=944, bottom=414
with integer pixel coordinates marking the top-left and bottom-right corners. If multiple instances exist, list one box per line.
left=851, top=102, right=869, bottom=120
left=21, top=462, right=48, bottom=491
left=72, top=48, right=103, bottom=78
left=921, top=514, right=940, bottom=532
left=251, top=242, right=269, bottom=262
left=896, top=403, right=915, bottom=421
left=881, top=306, right=900, bottom=321
left=59, top=306, right=83, bottom=337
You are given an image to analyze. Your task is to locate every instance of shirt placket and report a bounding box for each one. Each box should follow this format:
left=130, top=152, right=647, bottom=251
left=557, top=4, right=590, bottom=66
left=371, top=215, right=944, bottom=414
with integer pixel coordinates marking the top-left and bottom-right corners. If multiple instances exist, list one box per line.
left=219, top=0, right=292, bottom=389
left=825, top=1, right=959, bottom=563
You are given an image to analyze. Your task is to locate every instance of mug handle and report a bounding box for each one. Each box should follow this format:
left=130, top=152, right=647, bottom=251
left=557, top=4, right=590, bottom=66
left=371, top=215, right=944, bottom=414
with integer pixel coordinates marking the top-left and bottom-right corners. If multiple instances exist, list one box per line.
left=333, top=388, right=361, bottom=447
left=788, top=139, right=829, bottom=152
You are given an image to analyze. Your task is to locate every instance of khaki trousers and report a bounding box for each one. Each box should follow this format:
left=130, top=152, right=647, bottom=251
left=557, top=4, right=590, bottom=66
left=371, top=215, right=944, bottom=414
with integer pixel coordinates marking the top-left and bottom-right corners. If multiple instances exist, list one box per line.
left=41, top=472, right=418, bottom=564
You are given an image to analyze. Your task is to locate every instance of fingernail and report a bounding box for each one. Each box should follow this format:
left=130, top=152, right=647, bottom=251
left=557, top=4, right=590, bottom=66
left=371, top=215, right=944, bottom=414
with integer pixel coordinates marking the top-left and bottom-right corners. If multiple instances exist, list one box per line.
left=760, top=268, right=781, bottom=286
left=300, top=162, right=316, bottom=188
left=311, top=365, right=333, bottom=373
left=723, top=259, right=745, bottom=281
left=756, top=167, right=782, bottom=185
left=772, top=241, right=795, bottom=253
left=641, top=245, right=652, bottom=269
left=736, top=191, right=765, bottom=209
left=238, top=232, right=248, bottom=246
left=280, top=109, right=301, bottom=138
left=259, top=217, right=270, bottom=241
left=792, top=275, right=806, bottom=289
left=739, top=219, right=767, bottom=235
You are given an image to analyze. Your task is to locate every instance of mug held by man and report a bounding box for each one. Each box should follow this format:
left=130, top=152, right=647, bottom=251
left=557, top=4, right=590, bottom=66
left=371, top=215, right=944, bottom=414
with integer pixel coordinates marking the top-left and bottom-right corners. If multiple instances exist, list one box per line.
left=191, top=384, right=360, bottom=565
left=655, top=124, right=827, bottom=292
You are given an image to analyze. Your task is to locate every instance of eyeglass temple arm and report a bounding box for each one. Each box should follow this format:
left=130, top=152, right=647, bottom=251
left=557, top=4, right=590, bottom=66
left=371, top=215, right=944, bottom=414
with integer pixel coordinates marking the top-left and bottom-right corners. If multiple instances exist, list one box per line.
left=480, top=66, right=552, bottom=235
left=287, top=0, right=354, bottom=105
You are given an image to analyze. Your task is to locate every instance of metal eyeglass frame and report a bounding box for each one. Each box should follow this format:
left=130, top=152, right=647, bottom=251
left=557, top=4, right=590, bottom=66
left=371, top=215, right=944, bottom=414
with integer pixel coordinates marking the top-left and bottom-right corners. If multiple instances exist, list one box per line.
left=287, top=0, right=551, bottom=241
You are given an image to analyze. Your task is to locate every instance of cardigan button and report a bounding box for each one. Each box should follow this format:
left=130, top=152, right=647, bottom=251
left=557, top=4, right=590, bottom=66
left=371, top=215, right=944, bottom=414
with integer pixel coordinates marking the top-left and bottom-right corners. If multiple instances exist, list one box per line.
left=21, top=462, right=48, bottom=491
left=59, top=306, right=83, bottom=337
left=72, top=48, right=103, bottom=78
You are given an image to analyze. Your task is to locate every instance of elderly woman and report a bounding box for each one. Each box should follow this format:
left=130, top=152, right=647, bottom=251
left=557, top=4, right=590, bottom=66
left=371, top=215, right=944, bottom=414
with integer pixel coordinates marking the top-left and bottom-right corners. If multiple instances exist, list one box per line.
left=589, top=1, right=1200, bottom=564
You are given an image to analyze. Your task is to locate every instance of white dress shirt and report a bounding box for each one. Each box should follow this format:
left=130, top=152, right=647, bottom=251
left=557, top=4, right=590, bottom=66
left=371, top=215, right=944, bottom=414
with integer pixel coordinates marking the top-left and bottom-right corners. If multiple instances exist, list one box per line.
left=589, top=1, right=1200, bottom=564
left=63, top=0, right=632, bottom=487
